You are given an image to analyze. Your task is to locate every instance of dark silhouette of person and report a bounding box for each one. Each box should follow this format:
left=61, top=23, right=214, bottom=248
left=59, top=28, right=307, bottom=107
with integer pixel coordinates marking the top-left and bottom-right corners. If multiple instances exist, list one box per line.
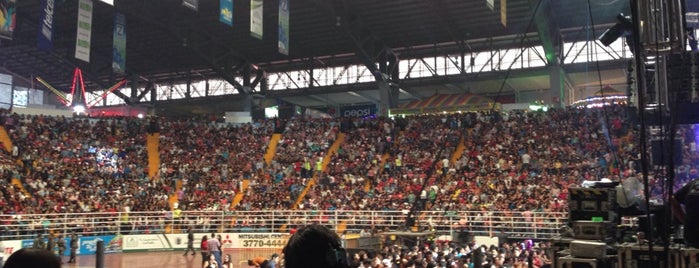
left=3, top=248, right=61, bottom=268
left=283, top=224, right=348, bottom=268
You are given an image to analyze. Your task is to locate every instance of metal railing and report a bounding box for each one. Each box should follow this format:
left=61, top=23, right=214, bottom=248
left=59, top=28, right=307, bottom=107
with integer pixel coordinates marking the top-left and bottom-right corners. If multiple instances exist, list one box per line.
left=0, top=210, right=567, bottom=241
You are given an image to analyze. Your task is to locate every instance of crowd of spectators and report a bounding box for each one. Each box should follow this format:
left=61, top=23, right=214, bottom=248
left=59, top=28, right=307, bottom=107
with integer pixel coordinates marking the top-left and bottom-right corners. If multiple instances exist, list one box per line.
left=1, top=105, right=699, bottom=240
left=157, top=119, right=274, bottom=211
left=351, top=239, right=554, bottom=268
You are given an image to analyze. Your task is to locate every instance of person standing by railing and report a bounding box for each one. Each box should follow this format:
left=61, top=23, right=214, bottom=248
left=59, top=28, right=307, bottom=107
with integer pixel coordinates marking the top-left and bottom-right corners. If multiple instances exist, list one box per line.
left=32, top=233, right=45, bottom=249
left=45, top=233, right=55, bottom=255
left=183, top=226, right=195, bottom=256
left=56, top=234, right=66, bottom=262
left=67, top=233, right=78, bottom=263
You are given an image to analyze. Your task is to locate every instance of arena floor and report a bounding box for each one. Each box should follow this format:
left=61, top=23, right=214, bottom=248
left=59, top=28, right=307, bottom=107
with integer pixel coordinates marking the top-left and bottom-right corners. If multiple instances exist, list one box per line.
left=61, top=249, right=269, bottom=268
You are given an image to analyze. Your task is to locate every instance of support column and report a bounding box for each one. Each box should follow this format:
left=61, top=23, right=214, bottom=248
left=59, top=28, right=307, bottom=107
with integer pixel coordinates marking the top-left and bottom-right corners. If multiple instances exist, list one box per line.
left=378, top=83, right=391, bottom=116
left=186, top=71, right=192, bottom=99
left=243, top=64, right=251, bottom=93
left=130, top=73, right=139, bottom=104
left=150, top=83, right=157, bottom=103
left=130, top=74, right=138, bottom=100
left=205, top=80, right=210, bottom=97
left=549, top=65, right=569, bottom=107
left=241, top=93, right=252, bottom=113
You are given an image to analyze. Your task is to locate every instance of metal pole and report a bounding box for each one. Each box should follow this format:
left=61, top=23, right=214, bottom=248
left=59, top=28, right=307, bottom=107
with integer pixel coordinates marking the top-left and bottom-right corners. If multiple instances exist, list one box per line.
left=630, top=0, right=660, bottom=267
left=95, top=240, right=104, bottom=268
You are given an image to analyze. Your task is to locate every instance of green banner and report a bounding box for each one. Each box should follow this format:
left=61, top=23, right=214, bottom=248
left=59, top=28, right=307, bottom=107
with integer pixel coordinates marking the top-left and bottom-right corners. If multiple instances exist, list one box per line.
left=75, top=0, right=93, bottom=62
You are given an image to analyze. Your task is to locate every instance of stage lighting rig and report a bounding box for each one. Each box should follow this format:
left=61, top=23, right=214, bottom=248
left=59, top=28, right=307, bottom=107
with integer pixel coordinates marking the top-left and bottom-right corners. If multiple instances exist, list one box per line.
left=599, top=13, right=633, bottom=47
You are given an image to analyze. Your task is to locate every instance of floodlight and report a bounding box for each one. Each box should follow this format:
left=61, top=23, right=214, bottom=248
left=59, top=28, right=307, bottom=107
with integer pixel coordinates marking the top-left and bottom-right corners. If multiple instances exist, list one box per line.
left=72, top=104, right=86, bottom=114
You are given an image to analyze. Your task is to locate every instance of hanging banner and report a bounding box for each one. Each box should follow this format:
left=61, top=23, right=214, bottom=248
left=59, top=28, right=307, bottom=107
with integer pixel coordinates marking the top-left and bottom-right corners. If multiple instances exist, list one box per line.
left=500, top=0, right=506, bottom=26
left=250, top=0, right=263, bottom=39
left=182, top=0, right=198, bottom=11
left=75, top=0, right=93, bottom=62
left=1, top=0, right=16, bottom=40
left=278, top=0, right=289, bottom=55
left=112, top=13, right=126, bottom=73
left=219, top=0, right=233, bottom=26
left=37, top=0, right=54, bottom=50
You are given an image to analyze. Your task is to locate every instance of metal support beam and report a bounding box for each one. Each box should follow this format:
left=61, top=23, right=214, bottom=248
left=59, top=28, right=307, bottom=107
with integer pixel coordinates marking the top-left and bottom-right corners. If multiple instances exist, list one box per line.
left=243, top=65, right=251, bottom=88
left=307, top=94, right=340, bottom=106
left=310, top=0, right=399, bottom=114
left=528, top=0, right=575, bottom=106
left=529, top=0, right=563, bottom=65
left=251, top=69, right=265, bottom=88
left=136, top=82, right=153, bottom=101
left=150, top=82, right=158, bottom=103
left=120, top=4, right=258, bottom=96
left=186, top=70, right=192, bottom=98
left=549, top=65, right=572, bottom=106
left=130, top=73, right=140, bottom=102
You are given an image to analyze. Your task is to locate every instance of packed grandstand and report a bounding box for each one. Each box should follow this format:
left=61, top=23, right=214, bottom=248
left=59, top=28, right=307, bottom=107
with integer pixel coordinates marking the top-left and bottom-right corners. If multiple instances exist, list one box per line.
left=1, top=105, right=697, bottom=242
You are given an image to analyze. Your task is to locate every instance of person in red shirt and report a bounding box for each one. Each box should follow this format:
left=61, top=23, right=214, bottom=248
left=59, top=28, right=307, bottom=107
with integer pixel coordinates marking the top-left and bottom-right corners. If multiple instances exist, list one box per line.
left=200, top=235, right=209, bottom=266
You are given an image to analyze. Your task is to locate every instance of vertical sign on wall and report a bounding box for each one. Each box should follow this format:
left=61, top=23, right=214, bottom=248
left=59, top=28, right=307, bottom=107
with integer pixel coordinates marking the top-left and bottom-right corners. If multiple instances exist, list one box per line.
left=0, top=0, right=16, bottom=40
left=37, top=0, right=54, bottom=50
left=112, top=13, right=126, bottom=73
left=75, top=0, right=93, bottom=62
left=219, top=0, right=233, bottom=26
left=486, top=0, right=494, bottom=11
left=278, top=0, right=289, bottom=55
left=500, top=0, right=507, bottom=26
left=250, top=0, right=263, bottom=39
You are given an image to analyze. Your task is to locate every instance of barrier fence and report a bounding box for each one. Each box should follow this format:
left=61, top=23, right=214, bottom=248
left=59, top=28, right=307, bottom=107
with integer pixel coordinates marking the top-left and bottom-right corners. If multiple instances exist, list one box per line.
left=0, top=210, right=567, bottom=241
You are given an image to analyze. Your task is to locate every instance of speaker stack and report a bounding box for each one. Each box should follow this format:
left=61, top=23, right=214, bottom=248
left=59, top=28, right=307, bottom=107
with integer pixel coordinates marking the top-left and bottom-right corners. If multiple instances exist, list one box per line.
left=557, top=187, right=618, bottom=268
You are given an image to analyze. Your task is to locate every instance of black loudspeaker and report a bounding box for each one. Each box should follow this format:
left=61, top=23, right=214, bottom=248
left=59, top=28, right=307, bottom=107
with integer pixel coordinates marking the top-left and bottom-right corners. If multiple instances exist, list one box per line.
left=651, top=139, right=682, bottom=166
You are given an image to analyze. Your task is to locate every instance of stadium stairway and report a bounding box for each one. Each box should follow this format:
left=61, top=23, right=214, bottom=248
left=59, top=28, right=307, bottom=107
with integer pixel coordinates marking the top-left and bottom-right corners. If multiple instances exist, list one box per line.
left=0, top=126, right=12, bottom=153
left=292, top=132, right=346, bottom=208
left=229, top=179, right=249, bottom=209
left=336, top=220, right=348, bottom=234
left=450, top=135, right=465, bottom=165
left=281, top=133, right=346, bottom=232
left=0, top=126, right=30, bottom=197
left=146, top=133, right=160, bottom=179
left=11, top=178, right=31, bottom=197
left=415, top=145, right=456, bottom=228
left=226, top=179, right=250, bottom=229
left=364, top=153, right=391, bottom=192
left=264, top=133, right=282, bottom=165
left=168, top=180, right=183, bottom=210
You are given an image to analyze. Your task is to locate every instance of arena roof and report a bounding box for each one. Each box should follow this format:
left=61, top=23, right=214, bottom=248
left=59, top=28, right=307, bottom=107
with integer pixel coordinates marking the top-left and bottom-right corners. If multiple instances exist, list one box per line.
left=0, top=0, right=632, bottom=110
